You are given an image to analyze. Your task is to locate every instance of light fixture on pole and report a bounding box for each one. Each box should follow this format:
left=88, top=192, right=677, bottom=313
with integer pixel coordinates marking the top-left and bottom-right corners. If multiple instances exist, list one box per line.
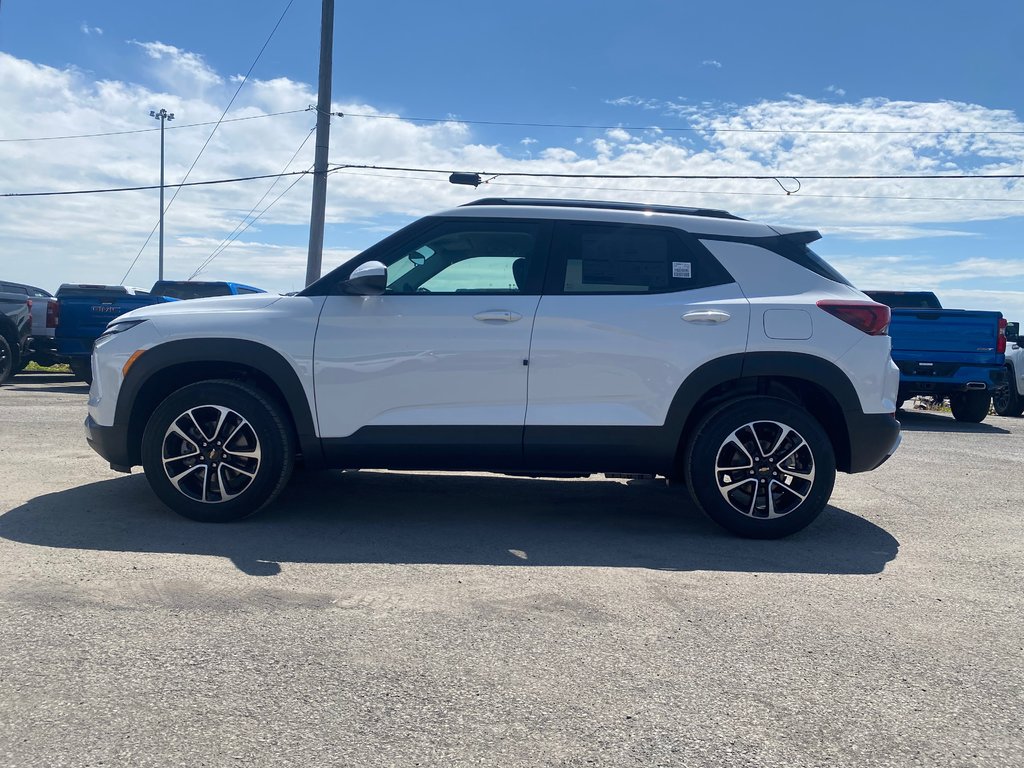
left=150, top=108, right=174, bottom=281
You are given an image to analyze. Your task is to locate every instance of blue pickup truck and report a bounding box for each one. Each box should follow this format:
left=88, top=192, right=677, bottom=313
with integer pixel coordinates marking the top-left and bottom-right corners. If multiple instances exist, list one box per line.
left=865, top=291, right=1006, bottom=422
left=56, top=281, right=265, bottom=383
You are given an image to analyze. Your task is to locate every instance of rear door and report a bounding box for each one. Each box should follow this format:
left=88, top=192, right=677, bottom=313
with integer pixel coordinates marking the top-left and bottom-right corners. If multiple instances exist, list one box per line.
left=524, top=220, right=749, bottom=468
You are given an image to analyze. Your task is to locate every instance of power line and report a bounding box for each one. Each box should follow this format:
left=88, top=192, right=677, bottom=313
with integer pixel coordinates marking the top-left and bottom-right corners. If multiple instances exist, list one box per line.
left=0, top=109, right=309, bottom=143
left=329, top=168, right=1024, bottom=204
left=188, top=127, right=316, bottom=278
left=1, top=170, right=310, bottom=199
left=5, top=165, right=1023, bottom=200
left=122, top=0, right=297, bottom=283
left=327, top=162, right=1024, bottom=182
left=337, top=111, right=1024, bottom=136
left=189, top=165, right=312, bottom=279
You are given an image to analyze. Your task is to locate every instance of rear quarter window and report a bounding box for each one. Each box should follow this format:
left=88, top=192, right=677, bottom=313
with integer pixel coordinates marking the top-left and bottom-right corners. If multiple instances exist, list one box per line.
left=549, top=222, right=734, bottom=295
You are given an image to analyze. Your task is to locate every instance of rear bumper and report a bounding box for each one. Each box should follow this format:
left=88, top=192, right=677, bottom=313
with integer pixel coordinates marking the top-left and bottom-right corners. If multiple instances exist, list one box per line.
left=897, top=364, right=1006, bottom=397
left=844, top=411, right=902, bottom=474
left=84, top=414, right=133, bottom=472
left=29, top=335, right=58, bottom=353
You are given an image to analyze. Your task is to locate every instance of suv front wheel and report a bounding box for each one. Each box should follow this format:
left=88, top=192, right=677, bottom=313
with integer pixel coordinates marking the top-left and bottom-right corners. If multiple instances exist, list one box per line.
left=684, top=396, right=836, bottom=539
left=141, top=379, right=295, bottom=522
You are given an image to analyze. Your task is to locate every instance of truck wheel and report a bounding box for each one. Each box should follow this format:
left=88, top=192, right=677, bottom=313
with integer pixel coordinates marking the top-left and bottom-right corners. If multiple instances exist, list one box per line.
left=0, top=335, right=14, bottom=384
left=141, top=379, right=295, bottom=522
left=949, top=391, right=991, bottom=423
left=684, top=396, right=836, bottom=539
left=992, top=372, right=1024, bottom=417
left=69, top=358, right=93, bottom=384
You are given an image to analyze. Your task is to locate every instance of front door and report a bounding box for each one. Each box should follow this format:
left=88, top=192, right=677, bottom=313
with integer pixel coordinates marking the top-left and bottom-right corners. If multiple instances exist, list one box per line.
left=313, top=218, right=551, bottom=469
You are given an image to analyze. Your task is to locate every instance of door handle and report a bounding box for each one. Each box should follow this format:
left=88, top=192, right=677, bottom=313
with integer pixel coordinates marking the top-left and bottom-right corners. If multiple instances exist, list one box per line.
left=473, top=310, right=522, bottom=323
left=683, top=309, right=731, bottom=324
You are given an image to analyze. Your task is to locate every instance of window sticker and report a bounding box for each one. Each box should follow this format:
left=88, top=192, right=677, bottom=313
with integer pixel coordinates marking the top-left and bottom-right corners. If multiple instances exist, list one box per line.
left=672, top=261, right=692, bottom=279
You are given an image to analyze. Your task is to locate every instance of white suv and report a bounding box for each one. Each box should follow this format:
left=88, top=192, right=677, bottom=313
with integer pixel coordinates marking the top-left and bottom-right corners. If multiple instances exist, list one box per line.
left=86, top=199, right=901, bottom=538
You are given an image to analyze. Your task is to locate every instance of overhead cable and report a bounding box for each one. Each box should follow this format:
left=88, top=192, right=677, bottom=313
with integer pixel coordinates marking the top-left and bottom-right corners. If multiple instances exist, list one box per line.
left=188, top=127, right=317, bottom=278
left=0, top=109, right=309, bottom=143
left=121, top=0, right=298, bottom=282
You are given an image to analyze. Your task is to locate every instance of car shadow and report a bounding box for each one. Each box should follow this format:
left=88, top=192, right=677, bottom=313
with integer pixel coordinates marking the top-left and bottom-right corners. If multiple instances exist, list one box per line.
left=0, top=471, right=899, bottom=577
left=6, top=373, right=87, bottom=394
left=898, top=409, right=1010, bottom=434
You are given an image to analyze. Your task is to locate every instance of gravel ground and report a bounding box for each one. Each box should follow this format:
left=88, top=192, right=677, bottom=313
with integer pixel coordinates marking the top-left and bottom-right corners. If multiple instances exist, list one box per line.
left=1, top=372, right=1022, bottom=767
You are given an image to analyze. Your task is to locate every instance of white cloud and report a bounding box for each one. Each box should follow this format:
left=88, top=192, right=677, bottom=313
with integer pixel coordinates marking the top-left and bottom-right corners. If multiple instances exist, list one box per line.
left=826, top=84, right=846, bottom=97
left=520, top=137, right=538, bottom=146
left=129, top=40, right=223, bottom=89
left=701, top=60, right=723, bottom=69
left=1, top=49, right=1022, bottom=299
left=80, top=23, right=103, bottom=36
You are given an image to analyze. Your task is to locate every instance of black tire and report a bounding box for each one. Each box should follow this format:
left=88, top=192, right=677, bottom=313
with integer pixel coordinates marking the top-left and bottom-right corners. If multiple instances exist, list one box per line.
left=69, top=358, right=93, bottom=384
left=992, top=369, right=1024, bottom=417
left=141, top=379, right=295, bottom=522
left=684, top=396, right=836, bottom=539
left=949, top=391, right=991, bottom=423
left=0, top=335, right=14, bottom=384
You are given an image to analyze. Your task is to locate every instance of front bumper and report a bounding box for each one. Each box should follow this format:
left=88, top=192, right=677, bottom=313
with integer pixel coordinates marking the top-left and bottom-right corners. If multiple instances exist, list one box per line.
left=84, top=414, right=133, bottom=472
left=844, top=411, right=902, bottom=473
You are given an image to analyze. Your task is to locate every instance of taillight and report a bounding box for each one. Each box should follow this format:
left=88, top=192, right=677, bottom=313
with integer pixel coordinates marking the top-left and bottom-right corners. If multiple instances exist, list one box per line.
left=998, top=317, right=1007, bottom=354
left=816, top=300, right=891, bottom=336
left=47, top=300, right=59, bottom=328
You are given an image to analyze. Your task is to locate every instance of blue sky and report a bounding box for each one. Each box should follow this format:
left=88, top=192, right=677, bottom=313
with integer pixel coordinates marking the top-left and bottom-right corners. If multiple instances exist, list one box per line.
left=1, top=0, right=1022, bottom=315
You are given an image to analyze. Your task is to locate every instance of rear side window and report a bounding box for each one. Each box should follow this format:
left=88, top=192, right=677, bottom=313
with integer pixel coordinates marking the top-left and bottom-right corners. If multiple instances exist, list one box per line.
left=772, top=239, right=852, bottom=287
left=549, top=222, right=733, bottom=294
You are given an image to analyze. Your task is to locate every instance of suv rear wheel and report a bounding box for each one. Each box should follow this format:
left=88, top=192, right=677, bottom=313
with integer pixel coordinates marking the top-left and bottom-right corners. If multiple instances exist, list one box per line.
left=141, top=379, right=295, bottom=522
left=684, top=396, right=836, bottom=539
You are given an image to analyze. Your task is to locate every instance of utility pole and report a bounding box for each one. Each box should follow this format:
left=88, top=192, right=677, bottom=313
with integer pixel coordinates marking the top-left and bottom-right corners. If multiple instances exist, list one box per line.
left=150, top=108, right=174, bottom=281
left=305, top=0, right=335, bottom=286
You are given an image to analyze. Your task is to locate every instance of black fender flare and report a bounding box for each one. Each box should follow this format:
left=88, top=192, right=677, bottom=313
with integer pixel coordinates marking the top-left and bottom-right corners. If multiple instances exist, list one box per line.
left=117, top=338, right=321, bottom=466
left=664, top=352, right=866, bottom=471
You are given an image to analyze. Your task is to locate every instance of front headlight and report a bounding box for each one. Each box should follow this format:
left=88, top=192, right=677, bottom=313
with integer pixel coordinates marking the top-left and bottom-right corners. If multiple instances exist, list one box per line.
left=96, top=318, right=148, bottom=342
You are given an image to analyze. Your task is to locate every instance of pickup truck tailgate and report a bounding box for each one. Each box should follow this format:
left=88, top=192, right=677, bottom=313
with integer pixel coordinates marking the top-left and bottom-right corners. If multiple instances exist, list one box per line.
left=889, top=309, right=1002, bottom=363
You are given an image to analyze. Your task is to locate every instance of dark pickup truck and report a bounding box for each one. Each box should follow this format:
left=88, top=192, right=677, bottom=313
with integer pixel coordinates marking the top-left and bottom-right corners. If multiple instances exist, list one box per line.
left=56, top=281, right=265, bottom=383
left=865, top=290, right=1006, bottom=422
left=0, top=289, right=32, bottom=384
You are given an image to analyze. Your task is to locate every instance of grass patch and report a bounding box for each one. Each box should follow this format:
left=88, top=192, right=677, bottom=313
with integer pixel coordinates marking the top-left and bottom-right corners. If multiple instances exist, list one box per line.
left=24, top=361, right=71, bottom=373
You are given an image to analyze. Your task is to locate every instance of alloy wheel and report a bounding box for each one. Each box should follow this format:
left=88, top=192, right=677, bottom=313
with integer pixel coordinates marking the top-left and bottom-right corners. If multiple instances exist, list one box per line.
left=714, top=420, right=815, bottom=519
left=162, top=404, right=262, bottom=503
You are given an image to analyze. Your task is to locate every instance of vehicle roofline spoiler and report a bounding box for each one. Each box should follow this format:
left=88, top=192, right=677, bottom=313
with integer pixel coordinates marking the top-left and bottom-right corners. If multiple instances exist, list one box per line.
left=768, top=225, right=822, bottom=244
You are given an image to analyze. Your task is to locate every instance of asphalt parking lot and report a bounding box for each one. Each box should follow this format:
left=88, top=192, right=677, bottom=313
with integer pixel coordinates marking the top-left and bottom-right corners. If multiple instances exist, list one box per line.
left=1, top=373, right=1022, bottom=767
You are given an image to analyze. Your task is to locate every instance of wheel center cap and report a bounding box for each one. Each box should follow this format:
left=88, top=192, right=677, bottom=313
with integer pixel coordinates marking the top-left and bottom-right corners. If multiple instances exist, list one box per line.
left=208, top=449, right=220, bottom=461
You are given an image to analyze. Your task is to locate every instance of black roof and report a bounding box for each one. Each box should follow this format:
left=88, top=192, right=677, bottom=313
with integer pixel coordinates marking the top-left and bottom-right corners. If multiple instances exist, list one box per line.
left=462, top=197, right=743, bottom=221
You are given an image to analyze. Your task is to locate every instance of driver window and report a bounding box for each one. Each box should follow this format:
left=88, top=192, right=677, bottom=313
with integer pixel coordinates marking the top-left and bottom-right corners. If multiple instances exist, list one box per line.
left=383, top=221, right=545, bottom=295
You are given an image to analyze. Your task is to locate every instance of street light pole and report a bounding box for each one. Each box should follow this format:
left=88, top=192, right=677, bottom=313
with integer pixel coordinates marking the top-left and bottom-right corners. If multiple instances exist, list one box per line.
left=150, top=108, right=174, bottom=282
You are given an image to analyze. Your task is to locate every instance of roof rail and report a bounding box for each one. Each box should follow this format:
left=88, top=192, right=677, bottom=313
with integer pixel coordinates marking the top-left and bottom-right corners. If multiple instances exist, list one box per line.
left=461, top=197, right=744, bottom=221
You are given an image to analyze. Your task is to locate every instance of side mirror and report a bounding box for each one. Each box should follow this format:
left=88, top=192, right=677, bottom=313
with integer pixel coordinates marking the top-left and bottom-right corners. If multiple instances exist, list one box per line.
left=342, top=261, right=387, bottom=296
left=1006, top=320, right=1020, bottom=344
